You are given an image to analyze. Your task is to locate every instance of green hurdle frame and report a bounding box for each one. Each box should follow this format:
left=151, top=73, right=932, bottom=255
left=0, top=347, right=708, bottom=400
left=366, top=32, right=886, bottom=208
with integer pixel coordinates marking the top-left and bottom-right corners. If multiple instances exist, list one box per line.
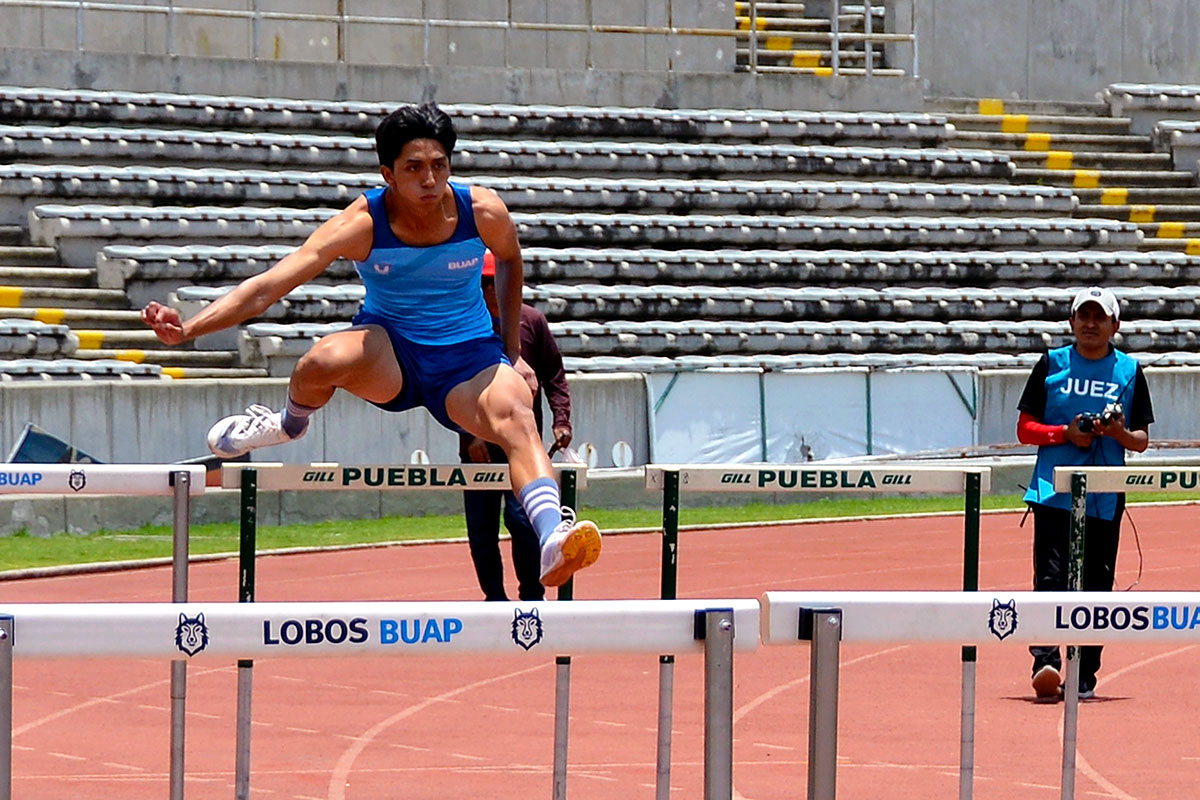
left=646, top=463, right=988, bottom=800
left=226, top=462, right=583, bottom=800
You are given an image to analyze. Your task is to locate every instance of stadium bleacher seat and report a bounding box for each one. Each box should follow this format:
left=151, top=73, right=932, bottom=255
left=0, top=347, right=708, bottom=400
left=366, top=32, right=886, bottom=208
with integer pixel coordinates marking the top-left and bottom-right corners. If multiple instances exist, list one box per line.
left=0, top=318, right=78, bottom=356
left=0, top=358, right=165, bottom=381
left=0, top=165, right=1079, bottom=224
left=36, top=205, right=1140, bottom=267
left=1151, top=120, right=1200, bottom=173
left=0, top=124, right=1013, bottom=179
left=3, top=82, right=1199, bottom=382
left=0, top=86, right=957, bottom=145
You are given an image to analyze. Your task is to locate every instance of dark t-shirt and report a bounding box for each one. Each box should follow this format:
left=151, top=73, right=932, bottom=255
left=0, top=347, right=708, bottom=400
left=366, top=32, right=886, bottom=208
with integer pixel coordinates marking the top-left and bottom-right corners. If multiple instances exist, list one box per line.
left=1017, top=350, right=1154, bottom=428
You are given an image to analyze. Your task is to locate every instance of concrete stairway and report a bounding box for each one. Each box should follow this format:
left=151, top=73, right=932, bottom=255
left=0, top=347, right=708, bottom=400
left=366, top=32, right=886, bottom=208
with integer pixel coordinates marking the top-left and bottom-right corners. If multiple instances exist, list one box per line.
left=0, top=217, right=262, bottom=378
left=930, top=96, right=1200, bottom=255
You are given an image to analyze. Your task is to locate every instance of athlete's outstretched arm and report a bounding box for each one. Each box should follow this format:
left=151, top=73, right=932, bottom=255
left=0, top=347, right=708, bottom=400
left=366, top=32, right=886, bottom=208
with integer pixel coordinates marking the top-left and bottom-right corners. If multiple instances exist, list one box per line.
left=142, top=198, right=374, bottom=345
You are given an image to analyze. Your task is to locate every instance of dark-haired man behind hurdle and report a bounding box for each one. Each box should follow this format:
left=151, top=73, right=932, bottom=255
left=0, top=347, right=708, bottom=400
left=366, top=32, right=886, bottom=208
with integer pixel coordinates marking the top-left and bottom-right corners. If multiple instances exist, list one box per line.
left=459, top=250, right=573, bottom=602
left=141, top=102, right=600, bottom=588
left=1016, top=286, right=1153, bottom=701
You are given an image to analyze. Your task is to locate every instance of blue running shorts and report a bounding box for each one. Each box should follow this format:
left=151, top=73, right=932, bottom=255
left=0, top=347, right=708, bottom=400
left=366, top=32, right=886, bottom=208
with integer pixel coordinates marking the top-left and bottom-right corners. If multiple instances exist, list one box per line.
left=353, top=310, right=510, bottom=432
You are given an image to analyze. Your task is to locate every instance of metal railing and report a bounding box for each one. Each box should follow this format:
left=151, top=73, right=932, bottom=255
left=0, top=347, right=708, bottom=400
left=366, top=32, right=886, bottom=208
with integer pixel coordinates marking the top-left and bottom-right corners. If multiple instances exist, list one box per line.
left=0, top=0, right=917, bottom=77
left=740, top=0, right=918, bottom=77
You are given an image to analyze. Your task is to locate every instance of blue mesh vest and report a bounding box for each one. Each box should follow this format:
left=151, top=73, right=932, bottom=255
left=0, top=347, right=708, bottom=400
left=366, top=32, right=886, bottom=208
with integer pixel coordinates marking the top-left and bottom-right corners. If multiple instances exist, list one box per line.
left=1023, top=345, right=1138, bottom=520
left=353, top=182, right=493, bottom=345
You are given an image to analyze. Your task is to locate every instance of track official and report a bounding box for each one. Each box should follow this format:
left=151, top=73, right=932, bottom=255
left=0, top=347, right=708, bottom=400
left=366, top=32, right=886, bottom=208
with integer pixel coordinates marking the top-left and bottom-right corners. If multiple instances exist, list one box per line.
left=1016, top=286, right=1153, bottom=701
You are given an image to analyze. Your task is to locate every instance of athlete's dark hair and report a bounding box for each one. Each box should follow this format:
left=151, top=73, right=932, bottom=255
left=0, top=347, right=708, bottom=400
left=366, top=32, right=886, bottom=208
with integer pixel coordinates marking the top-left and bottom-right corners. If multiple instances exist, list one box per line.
left=375, top=103, right=457, bottom=168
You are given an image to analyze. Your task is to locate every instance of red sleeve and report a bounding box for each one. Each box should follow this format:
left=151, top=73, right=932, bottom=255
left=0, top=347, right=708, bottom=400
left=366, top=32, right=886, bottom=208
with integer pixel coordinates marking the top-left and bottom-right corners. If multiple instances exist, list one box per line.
left=1017, top=412, right=1066, bottom=446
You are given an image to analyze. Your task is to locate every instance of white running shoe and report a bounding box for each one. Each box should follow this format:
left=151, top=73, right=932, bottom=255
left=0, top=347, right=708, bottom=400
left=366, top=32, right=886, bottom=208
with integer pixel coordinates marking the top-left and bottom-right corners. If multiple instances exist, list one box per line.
left=539, top=507, right=602, bottom=588
left=207, top=403, right=306, bottom=457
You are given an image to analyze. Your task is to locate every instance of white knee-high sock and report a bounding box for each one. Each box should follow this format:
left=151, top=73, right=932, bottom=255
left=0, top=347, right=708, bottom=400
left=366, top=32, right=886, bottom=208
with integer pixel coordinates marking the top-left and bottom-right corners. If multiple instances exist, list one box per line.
left=518, top=477, right=563, bottom=545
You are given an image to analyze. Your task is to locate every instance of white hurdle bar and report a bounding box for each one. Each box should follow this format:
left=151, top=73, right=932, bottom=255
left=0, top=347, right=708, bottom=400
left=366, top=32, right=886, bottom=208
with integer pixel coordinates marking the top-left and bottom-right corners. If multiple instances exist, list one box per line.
left=0, top=463, right=206, bottom=496
left=646, top=463, right=990, bottom=800
left=220, top=461, right=588, bottom=799
left=220, top=462, right=588, bottom=490
left=645, top=463, right=991, bottom=494
left=762, top=590, right=1200, bottom=800
left=1051, top=464, right=1200, bottom=494
left=0, top=464, right=204, bottom=800
left=0, top=599, right=757, bottom=800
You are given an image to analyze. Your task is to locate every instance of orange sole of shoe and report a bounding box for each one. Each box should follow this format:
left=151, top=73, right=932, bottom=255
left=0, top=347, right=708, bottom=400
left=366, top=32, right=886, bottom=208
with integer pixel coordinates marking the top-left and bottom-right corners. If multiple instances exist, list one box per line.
left=540, top=522, right=602, bottom=587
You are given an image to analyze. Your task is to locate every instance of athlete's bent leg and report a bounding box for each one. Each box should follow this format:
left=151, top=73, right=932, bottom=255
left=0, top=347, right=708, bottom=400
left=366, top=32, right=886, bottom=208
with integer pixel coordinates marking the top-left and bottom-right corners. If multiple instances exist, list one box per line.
left=208, top=326, right=403, bottom=457
left=446, top=364, right=601, bottom=587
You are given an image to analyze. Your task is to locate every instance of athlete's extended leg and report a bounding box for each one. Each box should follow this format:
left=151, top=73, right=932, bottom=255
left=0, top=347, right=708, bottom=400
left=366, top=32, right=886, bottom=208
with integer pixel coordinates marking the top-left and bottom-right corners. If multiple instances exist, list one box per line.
left=208, top=326, right=403, bottom=457
left=446, top=363, right=600, bottom=588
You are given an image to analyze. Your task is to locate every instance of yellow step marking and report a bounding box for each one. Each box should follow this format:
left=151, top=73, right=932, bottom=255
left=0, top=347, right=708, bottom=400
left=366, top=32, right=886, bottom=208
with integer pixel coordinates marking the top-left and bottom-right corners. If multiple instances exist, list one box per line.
left=33, top=308, right=65, bottom=325
left=0, top=286, right=23, bottom=307
left=811, top=67, right=833, bottom=77
left=1024, top=132, right=1052, bottom=151
left=1045, top=151, right=1074, bottom=170
left=791, top=50, right=821, bottom=68
left=765, top=36, right=793, bottom=50
left=978, top=98, right=1005, bottom=116
left=161, top=367, right=185, bottom=379
left=1100, top=188, right=1128, bottom=205
left=1129, top=205, right=1156, bottom=223
left=115, top=349, right=146, bottom=363
left=1158, top=222, right=1186, bottom=239
left=1001, top=114, right=1029, bottom=134
left=737, top=16, right=769, bottom=30
left=1072, top=170, right=1101, bottom=189
left=1186, top=239, right=1200, bottom=256
left=75, top=330, right=105, bottom=349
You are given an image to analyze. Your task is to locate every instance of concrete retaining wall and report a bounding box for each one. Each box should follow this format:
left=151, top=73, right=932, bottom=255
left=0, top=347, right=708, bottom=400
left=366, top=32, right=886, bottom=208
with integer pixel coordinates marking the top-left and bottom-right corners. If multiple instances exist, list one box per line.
left=0, top=0, right=925, bottom=111
left=913, top=0, right=1200, bottom=101
left=0, top=373, right=651, bottom=469
left=1, top=367, right=1196, bottom=535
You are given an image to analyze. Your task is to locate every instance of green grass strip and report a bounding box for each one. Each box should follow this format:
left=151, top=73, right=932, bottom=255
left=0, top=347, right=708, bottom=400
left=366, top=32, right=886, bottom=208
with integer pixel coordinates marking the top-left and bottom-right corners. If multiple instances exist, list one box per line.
left=0, top=492, right=1195, bottom=573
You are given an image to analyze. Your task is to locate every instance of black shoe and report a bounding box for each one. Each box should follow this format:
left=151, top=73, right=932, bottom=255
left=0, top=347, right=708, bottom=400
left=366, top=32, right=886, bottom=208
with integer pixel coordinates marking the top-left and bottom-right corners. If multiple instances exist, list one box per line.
left=1078, top=677, right=1096, bottom=700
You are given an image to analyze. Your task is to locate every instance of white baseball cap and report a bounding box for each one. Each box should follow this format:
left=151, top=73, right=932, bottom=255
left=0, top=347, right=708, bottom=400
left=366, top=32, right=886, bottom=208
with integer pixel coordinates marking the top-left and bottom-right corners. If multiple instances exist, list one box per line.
left=1070, top=286, right=1120, bottom=321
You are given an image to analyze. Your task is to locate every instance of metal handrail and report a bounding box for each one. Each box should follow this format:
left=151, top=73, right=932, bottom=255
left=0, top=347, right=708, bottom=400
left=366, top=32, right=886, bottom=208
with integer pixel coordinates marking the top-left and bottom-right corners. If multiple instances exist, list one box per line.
left=0, top=0, right=917, bottom=77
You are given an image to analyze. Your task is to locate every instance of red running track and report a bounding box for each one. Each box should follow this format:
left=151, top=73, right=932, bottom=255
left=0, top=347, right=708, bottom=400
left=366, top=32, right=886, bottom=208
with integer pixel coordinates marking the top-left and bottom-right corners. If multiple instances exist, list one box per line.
left=1, top=506, right=1199, bottom=799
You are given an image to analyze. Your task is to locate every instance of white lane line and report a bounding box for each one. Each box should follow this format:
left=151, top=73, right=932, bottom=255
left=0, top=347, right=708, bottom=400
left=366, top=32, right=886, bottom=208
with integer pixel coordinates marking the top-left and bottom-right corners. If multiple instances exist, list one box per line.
left=730, top=645, right=909, bottom=800
left=1067, top=645, right=1197, bottom=800
left=14, top=665, right=231, bottom=737
left=327, top=662, right=550, bottom=800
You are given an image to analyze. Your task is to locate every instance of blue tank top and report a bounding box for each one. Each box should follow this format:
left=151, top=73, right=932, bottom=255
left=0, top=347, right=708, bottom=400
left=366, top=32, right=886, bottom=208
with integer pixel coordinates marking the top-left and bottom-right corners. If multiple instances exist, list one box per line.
left=1024, top=345, right=1138, bottom=520
left=353, top=182, right=493, bottom=345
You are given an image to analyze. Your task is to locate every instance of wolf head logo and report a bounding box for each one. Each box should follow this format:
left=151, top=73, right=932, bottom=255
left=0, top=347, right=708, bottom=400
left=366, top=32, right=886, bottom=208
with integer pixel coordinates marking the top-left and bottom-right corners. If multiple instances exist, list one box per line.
left=175, top=612, right=209, bottom=657
left=68, top=469, right=86, bottom=492
left=988, top=598, right=1018, bottom=641
left=511, top=607, right=543, bottom=651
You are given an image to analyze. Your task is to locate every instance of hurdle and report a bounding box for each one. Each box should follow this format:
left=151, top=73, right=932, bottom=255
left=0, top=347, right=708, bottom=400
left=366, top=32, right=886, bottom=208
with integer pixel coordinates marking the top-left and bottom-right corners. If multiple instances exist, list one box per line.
left=219, top=461, right=586, bottom=800
left=0, top=463, right=205, bottom=800
left=1051, top=464, right=1200, bottom=800
left=645, top=463, right=990, bottom=800
left=0, top=597, right=758, bottom=800
left=762, top=589, right=1200, bottom=800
